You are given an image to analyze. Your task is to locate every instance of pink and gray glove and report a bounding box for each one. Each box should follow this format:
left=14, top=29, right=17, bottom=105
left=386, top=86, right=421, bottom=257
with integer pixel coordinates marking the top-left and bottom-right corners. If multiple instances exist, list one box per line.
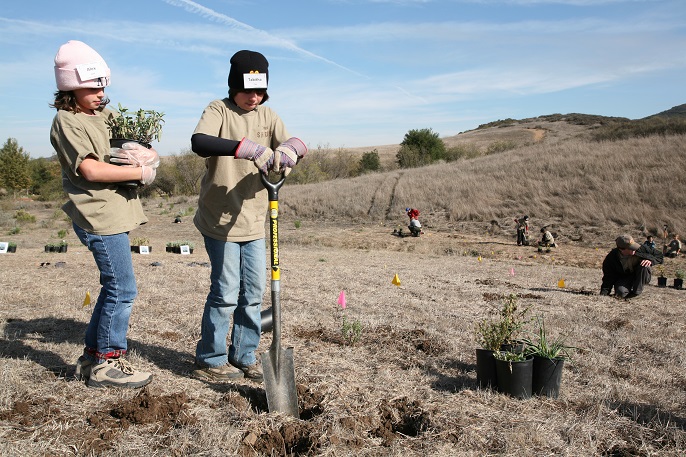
left=273, top=137, right=307, bottom=174
left=110, top=142, right=160, bottom=169
left=234, top=138, right=275, bottom=174
left=140, top=165, right=156, bottom=186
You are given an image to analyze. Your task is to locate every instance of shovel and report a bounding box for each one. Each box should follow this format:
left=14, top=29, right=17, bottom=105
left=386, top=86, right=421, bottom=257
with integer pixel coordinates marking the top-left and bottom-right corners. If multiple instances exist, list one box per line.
left=260, top=172, right=299, bottom=417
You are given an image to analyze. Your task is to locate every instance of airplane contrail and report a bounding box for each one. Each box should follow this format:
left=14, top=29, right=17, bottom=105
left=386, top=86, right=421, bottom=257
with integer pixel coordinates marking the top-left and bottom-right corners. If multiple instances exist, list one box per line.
left=162, top=0, right=366, bottom=77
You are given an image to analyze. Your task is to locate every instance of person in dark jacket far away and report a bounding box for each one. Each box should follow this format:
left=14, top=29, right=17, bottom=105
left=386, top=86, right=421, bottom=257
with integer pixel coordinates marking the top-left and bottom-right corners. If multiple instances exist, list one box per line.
left=600, top=234, right=663, bottom=299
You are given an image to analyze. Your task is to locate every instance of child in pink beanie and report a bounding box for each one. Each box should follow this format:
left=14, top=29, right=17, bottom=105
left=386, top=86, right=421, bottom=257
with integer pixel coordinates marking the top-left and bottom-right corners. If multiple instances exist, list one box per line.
left=49, top=40, right=157, bottom=389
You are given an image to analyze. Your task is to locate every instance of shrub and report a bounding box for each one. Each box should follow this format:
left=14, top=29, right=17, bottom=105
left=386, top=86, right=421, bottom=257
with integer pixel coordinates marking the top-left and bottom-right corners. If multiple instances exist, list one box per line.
left=359, top=150, right=381, bottom=173
left=14, top=209, right=35, bottom=223
left=397, top=128, right=446, bottom=168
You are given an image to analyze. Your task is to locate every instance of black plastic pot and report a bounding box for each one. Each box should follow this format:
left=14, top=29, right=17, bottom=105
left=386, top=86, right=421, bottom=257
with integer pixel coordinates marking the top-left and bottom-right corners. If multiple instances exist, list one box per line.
left=674, top=278, right=684, bottom=290
left=109, top=138, right=150, bottom=188
left=495, top=356, right=533, bottom=399
left=475, top=348, right=498, bottom=390
left=7, top=245, right=16, bottom=253
left=532, top=356, right=564, bottom=398
left=657, top=277, right=667, bottom=287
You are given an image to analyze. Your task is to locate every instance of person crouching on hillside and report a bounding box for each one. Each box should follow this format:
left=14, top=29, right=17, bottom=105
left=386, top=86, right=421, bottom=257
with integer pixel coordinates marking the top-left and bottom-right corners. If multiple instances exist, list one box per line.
left=406, top=208, right=422, bottom=236
left=663, top=234, right=681, bottom=258
left=600, top=235, right=663, bottom=299
left=538, top=227, right=556, bottom=252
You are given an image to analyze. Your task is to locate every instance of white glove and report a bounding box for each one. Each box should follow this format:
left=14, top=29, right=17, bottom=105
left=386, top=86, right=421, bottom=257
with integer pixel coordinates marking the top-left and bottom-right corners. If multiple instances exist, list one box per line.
left=140, top=165, right=156, bottom=185
left=110, top=142, right=160, bottom=169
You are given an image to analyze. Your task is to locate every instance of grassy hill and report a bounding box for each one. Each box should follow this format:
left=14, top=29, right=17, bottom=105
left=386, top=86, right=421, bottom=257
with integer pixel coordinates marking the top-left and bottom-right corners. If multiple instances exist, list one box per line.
left=283, top=114, right=686, bottom=243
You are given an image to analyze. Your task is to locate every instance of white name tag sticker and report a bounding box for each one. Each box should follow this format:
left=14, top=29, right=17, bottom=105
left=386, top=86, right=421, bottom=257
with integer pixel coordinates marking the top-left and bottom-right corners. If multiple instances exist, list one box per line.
left=75, top=62, right=108, bottom=81
left=243, top=73, right=267, bottom=89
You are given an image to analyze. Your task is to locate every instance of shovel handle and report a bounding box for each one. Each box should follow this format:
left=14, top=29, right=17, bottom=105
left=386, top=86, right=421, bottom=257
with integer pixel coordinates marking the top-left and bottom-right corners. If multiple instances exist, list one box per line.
left=260, top=173, right=286, bottom=202
left=261, top=173, right=286, bottom=351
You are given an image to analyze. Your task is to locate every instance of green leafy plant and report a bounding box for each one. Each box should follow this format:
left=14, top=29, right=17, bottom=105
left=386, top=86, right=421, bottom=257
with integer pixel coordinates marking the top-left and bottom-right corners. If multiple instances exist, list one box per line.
left=341, top=315, right=362, bottom=346
left=522, top=316, right=576, bottom=360
left=493, top=350, right=526, bottom=362
left=179, top=240, right=194, bottom=250
left=8, top=227, right=20, bottom=235
left=294, top=220, right=302, bottom=229
left=57, top=229, right=67, bottom=239
left=107, top=103, right=165, bottom=145
left=337, top=292, right=362, bottom=346
left=475, top=293, right=531, bottom=351
left=8, top=241, right=17, bottom=248
left=656, top=265, right=665, bottom=278
left=675, top=269, right=685, bottom=280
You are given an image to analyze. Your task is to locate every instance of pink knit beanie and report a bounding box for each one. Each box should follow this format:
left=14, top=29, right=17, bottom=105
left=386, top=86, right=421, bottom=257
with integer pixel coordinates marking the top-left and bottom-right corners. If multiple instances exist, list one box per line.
left=54, top=40, right=110, bottom=91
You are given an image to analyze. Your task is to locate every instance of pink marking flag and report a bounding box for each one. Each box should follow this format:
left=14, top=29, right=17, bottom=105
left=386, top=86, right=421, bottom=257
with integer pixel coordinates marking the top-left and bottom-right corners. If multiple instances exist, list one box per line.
left=337, top=290, right=347, bottom=309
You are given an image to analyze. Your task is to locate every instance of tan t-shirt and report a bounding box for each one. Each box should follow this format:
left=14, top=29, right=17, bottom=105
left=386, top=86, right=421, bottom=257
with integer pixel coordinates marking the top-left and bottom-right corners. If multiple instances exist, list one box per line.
left=193, top=98, right=290, bottom=241
left=50, top=108, right=147, bottom=235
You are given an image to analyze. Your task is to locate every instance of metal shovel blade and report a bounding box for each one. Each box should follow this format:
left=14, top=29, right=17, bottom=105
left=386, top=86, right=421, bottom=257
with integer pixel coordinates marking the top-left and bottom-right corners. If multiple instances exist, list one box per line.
left=261, top=347, right=299, bottom=416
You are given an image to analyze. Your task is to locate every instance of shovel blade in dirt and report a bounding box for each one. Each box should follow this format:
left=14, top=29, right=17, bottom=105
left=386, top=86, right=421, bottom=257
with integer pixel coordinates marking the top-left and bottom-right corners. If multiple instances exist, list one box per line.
left=261, top=347, right=299, bottom=416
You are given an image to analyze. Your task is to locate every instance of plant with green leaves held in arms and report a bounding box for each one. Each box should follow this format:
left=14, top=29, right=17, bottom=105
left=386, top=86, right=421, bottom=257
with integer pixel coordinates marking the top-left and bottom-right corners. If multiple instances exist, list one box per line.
left=106, top=103, right=165, bottom=145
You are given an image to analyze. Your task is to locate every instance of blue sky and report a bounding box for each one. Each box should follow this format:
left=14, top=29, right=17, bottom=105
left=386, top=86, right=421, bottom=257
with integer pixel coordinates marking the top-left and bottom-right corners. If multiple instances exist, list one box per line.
left=1, top=0, right=684, bottom=158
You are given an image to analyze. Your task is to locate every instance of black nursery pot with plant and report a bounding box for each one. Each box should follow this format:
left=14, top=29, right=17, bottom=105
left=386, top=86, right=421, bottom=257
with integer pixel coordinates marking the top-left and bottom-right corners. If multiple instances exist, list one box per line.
left=495, top=353, right=533, bottom=399
left=532, top=356, right=564, bottom=398
left=109, top=138, right=149, bottom=189
left=674, top=278, right=684, bottom=290
left=475, top=348, right=498, bottom=390
left=657, top=276, right=667, bottom=287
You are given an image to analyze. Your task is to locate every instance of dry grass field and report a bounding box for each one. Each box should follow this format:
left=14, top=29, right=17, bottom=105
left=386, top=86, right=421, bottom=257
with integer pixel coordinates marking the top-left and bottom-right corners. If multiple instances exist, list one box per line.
left=0, top=122, right=685, bottom=456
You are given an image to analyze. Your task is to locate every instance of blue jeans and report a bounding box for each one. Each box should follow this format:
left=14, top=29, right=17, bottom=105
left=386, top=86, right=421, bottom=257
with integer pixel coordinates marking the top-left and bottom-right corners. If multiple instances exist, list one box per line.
left=73, top=223, right=137, bottom=363
left=195, top=236, right=265, bottom=368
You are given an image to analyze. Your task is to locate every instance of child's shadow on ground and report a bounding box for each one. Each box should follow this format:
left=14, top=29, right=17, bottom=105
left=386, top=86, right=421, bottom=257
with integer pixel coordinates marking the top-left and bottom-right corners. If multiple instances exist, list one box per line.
left=0, top=317, right=190, bottom=378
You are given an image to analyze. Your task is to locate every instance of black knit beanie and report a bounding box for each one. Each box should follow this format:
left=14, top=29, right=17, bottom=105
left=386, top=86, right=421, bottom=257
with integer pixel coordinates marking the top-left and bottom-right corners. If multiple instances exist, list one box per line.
left=228, top=50, right=269, bottom=91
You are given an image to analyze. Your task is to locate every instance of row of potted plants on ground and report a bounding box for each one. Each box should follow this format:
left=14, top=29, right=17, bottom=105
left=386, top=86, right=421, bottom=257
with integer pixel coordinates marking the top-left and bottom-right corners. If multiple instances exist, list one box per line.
left=656, top=266, right=684, bottom=290
left=129, top=237, right=195, bottom=254
left=165, top=241, right=195, bottom=254
left=44, top=241, right=69, bottom=253
left=475, top=293, right=575, bottom=399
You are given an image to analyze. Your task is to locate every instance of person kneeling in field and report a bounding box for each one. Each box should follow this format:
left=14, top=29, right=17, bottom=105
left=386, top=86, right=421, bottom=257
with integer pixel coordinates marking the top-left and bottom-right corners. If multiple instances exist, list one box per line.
left=538, top=227, right=556, bottom=252
left=600, top=234, right=663, bottom=299
left=663, top=233, right=681, bottom=258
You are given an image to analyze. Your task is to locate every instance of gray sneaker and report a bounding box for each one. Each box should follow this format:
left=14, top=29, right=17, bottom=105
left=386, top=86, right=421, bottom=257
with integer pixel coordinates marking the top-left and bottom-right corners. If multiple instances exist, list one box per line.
left=231, top=361, right=263, bottom=382
left=75, top=356, right=92, bottom=381
left=87, top=358, right=153, bottom=389
left=192, top=363, right=244, bottom=381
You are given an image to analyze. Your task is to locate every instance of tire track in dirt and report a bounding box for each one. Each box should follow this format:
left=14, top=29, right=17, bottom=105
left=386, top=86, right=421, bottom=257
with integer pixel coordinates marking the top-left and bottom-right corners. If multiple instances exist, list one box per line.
left=366, top=172, right=403, bottom=221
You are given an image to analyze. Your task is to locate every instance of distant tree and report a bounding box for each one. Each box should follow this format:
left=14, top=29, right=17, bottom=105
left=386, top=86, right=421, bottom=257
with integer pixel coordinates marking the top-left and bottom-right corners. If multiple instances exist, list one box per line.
left=170, top=148, right=206, bottom=195
left=396, top=128, right=446, bottom=168
left=0, top=138, right=31, bottom=194
left=29, top=156, right=63, bottom=200
left=359, top=150, right=381, bottom=173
